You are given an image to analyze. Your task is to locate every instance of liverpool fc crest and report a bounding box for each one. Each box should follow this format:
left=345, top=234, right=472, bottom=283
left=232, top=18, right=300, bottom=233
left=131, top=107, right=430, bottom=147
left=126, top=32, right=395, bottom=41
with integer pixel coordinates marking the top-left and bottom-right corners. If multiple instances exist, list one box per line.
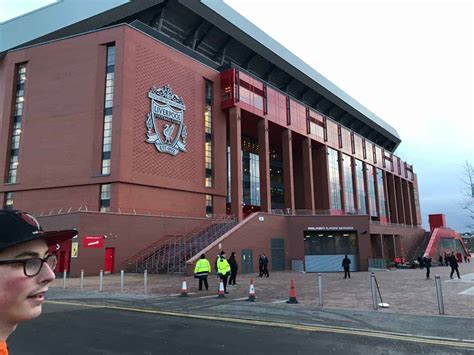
left=146, top=85, right=187, bottom=156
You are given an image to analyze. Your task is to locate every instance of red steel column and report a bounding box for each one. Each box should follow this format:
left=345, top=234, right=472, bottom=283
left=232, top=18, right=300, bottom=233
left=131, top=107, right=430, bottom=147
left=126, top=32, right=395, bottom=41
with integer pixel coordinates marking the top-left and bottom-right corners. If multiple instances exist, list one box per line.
left=258, top=118, right=271, bottom=212
left=302, top=137, right=315, bottom=213
left=229, top=107, right=243, bottom=221
left=282, top=128, right=295, bottom=210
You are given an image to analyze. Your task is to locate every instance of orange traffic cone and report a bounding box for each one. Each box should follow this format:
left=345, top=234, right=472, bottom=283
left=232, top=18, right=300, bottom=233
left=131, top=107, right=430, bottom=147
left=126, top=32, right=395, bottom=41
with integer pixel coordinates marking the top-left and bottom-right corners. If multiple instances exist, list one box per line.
left=246, top=278, right=256, bottom=302
left=180, top=278, right=189, bottom=297
left=286, top=279, right=299, bottom=304
left=216, top=281, right=226, bottom=298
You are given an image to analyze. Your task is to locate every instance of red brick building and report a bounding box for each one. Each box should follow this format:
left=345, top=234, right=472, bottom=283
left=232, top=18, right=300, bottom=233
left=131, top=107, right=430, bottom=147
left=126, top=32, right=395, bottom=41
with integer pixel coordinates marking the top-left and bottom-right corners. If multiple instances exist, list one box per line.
left=0, top=0, right=424, bottom=276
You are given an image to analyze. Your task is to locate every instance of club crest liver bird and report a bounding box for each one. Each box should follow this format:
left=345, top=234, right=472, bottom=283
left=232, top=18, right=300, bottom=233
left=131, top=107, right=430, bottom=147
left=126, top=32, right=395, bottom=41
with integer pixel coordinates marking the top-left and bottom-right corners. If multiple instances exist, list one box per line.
left=163, top=124, right=175, bottom=144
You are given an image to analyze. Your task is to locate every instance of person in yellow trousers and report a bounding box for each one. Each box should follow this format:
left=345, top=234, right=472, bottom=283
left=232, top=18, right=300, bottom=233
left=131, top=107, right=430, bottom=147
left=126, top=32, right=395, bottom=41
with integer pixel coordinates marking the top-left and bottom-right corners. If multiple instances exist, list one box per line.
left=194, top=254, right=211, bottom=291
left=217, top=251, right=231, bottom=294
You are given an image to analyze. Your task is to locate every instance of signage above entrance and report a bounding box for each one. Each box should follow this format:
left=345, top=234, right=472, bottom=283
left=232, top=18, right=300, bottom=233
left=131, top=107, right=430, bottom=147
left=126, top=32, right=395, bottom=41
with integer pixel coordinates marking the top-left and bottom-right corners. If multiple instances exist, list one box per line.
left=307, top=226, right=354, bottom=231
left=146, top=85, right=187, bottom=156
left=83, top=236, right=104, bottom=248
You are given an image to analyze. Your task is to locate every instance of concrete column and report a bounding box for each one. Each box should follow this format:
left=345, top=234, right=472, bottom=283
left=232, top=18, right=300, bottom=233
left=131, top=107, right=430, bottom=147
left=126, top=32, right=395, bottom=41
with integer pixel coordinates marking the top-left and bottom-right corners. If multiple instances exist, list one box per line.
left=392, top=235, right=398, bottom=258
left=380, top=234, right=385, bottom=258
left=282, top=128, right=295, bottom=210
left=402, top=179, right=413, bottom=226
left=229, top=107, right=243, bottom=221
left=258, top=118, right=271, bottom=212
left=394, top=176, right=406, bottom=225
left=302, top=137, right=315, bottom=212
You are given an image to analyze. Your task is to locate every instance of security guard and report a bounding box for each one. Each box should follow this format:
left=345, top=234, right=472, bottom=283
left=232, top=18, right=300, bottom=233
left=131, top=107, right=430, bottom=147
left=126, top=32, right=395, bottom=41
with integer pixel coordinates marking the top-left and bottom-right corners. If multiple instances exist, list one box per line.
left=194, top=254, right=211, bottom=291
left=216, top=251, right=231, bottom=293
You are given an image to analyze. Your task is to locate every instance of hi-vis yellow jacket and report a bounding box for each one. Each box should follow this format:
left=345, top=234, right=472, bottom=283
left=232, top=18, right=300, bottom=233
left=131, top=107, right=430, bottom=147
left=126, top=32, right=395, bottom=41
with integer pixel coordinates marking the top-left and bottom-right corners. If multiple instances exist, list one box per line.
left=194, top=258, right=211, bottom=274
left=217, top=257, right=231, bottom=275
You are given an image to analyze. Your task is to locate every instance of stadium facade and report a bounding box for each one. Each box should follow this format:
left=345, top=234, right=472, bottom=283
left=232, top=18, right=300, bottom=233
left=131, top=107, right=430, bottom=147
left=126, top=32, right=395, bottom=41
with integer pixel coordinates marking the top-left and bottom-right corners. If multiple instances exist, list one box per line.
left=0, top=0, right=425, bottom=276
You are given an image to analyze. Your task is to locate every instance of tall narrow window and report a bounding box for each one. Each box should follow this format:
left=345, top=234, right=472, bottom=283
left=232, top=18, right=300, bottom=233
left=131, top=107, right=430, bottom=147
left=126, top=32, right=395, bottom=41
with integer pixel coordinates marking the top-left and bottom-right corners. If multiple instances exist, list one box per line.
left=342, top=154, right=355, bottom=213
left=205, top=194, right=213, bottom=217
left=367, top=166, right=378, bottom=218
left=4, top=192, right=14, bottom=210
left=101, top=45, right=115, bottom=175
left=376, top=168, right=387, bottom=220
left=328, top=148, right=342, bottom=210
left=99, top=184, right=111, bottom=212
left=355, top=159, right=367, bottom=214
left=204, top=80, right=213, bottom=187
left=6, top=64, right=27, bottom=183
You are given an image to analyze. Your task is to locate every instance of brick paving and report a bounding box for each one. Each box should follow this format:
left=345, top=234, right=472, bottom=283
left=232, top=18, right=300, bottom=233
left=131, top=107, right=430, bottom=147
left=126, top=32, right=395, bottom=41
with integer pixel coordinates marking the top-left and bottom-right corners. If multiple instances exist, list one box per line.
left=51, top=260, right=474, bottom=318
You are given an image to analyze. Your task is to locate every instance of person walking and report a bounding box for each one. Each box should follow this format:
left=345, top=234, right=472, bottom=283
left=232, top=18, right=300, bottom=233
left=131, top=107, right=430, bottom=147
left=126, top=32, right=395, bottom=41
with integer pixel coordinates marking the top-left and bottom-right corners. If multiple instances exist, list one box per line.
left=449, top=253, right=461, bottom=279
left=342, top=255, right=351, bottom=279
left=228, top=252, right=238, bottom=285
left=0, top=210, right=77, bottom=355
left=216, top=251, right=231, bottom=293
left=194, top=254, right=211, bottom=291
left=438, top=255, right=443, bottom=266
left=261, top=254, right=270, bottom=277
left=258, top=254, right=264, bottom=277
left=423, top=256, right=432, bottom=279
left=444, top=253, right=449, bottom=267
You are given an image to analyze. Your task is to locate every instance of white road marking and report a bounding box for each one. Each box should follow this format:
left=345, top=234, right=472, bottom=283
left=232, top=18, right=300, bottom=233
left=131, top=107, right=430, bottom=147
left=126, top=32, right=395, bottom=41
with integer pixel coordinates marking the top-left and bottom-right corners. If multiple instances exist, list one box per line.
left=169, top=292, right=196, bottom=297
left=197, top=295, right=219, bottom=299
left=232, top=297, right=249, bottom=301
left=272, top=300, right=288, bottom=304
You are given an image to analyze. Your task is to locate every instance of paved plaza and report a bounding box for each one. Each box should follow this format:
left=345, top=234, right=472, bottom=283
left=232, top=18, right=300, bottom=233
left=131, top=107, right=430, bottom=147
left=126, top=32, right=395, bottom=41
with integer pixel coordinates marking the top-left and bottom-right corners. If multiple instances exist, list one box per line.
left=51, top=260, right=474, bottom=318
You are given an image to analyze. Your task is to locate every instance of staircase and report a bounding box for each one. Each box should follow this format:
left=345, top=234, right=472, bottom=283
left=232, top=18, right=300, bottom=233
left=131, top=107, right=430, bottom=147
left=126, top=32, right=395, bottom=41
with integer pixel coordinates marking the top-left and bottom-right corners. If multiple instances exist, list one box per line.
left=406, top=231, right=431, bottom=262
left=123, top=218, right=238, bottom=274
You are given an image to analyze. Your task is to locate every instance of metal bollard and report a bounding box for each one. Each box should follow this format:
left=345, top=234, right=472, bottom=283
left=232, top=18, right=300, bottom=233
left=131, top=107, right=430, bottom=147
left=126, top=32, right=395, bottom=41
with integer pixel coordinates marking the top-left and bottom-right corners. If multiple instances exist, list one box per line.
left=99, top=270, right=103, bottom=292
left=80, top=269, right=84, bottom=290
left=317, top=273, right=323, bottom=307
left=144, top=269, right=148, bottom=294
left=370, top=273, right=378, bottom=310
left=63, top=270, right=67, bottom=289
left=435, top=275, right=445, bottom=315
left=120, top=270, right=124, bottom=293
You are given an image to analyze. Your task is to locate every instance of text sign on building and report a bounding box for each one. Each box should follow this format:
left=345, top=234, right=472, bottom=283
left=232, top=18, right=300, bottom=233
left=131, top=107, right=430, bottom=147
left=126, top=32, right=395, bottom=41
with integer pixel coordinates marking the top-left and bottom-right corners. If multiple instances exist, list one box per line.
left=307, top=226, right=355, bottom=231
left=146, top=85, right=187, bottom=156
left=83, top=236, right=104, bottom=248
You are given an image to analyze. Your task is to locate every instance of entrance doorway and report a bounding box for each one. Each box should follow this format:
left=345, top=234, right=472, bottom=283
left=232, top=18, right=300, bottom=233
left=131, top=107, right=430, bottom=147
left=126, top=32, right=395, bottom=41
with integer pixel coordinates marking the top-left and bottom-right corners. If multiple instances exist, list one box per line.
left=241, top=249, right=253, bottom=274
left=304, top=230, right=358, bottom=272
left=104, top=247, right=115, bottom=274
left=271, top=238, right=285, bottom=271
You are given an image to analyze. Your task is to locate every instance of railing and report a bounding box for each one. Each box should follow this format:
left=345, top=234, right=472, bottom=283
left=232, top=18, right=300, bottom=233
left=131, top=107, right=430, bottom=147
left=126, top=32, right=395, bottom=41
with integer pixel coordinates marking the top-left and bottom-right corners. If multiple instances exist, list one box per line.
left=30, top=205, right=233, bottom=220
left=126, top=218, right=238, bottom=274
left=270, top=208, right=366, bottom=216
left=368, top=258, right=387, bottom=269
left=369, top=220, right=422, bottom=229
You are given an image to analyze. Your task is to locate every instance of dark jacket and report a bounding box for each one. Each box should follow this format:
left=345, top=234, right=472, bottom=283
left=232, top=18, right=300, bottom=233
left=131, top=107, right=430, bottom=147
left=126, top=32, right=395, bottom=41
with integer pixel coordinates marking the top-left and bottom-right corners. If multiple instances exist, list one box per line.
left=228, top=255, right=238, bottom=272
left=342, top=257, right=351, bottom=268
left=449, top=255, right=459, bottom=268
left=423, top=257, right=432, bottom=267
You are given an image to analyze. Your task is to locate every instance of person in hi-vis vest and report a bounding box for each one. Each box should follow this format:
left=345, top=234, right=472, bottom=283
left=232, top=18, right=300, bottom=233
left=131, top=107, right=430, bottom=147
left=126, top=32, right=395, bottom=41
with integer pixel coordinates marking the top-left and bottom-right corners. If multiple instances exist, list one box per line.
left=194, top=254, right=211, bottom=291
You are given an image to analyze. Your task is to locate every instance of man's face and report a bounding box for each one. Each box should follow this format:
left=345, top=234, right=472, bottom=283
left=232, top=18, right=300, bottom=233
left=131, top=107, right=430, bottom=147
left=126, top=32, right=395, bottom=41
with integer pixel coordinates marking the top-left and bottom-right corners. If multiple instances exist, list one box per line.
left=0, top=239, right=55, bottom=325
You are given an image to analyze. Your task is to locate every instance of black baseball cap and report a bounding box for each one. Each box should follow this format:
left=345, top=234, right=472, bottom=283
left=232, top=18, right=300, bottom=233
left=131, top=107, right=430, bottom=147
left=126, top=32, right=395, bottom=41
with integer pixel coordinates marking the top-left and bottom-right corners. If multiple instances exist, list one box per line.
left=0, top=209, right=78, bottom=251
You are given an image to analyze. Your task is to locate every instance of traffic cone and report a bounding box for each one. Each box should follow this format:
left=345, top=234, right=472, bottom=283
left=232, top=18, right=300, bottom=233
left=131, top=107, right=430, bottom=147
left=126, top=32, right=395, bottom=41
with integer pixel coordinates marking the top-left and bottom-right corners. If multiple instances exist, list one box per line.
left=246, top=278, right=256, bottom=302
left=216, top=281, right=226, bottom=298
left=180, top=278, right=189, bottom=297
left=286, top=280, right=299, bottom=304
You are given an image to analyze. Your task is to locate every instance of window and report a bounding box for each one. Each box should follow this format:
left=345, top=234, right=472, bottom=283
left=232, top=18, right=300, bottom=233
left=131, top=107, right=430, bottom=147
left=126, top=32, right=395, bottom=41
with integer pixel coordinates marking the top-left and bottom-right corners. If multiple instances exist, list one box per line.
left=342, top=154, right=355, bottom=213
left=205, top=194, right=213, bottom=217
left=4, top=192, right=14, bottom=210
left=101, top=45, right=115, bottom=175
left=204, top=80, right=213, bottom=187
left=355, top=159, right=367, bottom=214
left=100, top=184, right=111, bottom=212
left=376, top=168, right=387, bottom=218
left=328, top=148, right=342, bottom=210
left=6, top=64, right=27, bottom=183
left=367, top=166, right=378, bottom=217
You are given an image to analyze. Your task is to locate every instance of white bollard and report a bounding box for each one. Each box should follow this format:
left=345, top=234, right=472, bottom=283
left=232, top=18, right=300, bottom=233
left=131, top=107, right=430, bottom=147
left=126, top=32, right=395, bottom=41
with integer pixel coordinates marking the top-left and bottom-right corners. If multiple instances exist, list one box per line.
left=435, top=275, right=445, bottom=315
left=370, top=273, right=378, bottom=310
left=63, top=270, right=67, bottom=289
left=144, top=269, right=148, bottom=294
left=317, top=273, right=323, bottom=307
left=80, top=269, right=84, bottom=290
left=120, top=270, right=124, bottom=293
left=99, top=270, right=103, bottom=292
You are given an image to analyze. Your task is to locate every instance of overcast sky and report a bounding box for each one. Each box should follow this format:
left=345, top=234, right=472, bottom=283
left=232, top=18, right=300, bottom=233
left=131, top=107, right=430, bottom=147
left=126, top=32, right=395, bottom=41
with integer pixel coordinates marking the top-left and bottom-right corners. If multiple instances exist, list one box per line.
left=1, top=0, right=473, bottom=231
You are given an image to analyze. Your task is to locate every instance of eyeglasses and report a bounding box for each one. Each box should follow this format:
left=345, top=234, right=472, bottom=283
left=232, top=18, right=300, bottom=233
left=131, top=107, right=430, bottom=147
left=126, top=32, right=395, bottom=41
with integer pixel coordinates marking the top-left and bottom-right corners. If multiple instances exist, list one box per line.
left=0, top=255, right=57, bottom=277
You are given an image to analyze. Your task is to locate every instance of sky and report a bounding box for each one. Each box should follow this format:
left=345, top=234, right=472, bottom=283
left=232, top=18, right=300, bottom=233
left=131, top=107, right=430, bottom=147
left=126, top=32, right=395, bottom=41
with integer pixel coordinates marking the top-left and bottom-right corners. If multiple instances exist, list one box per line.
left=1, top=0, right=473, bottom=231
